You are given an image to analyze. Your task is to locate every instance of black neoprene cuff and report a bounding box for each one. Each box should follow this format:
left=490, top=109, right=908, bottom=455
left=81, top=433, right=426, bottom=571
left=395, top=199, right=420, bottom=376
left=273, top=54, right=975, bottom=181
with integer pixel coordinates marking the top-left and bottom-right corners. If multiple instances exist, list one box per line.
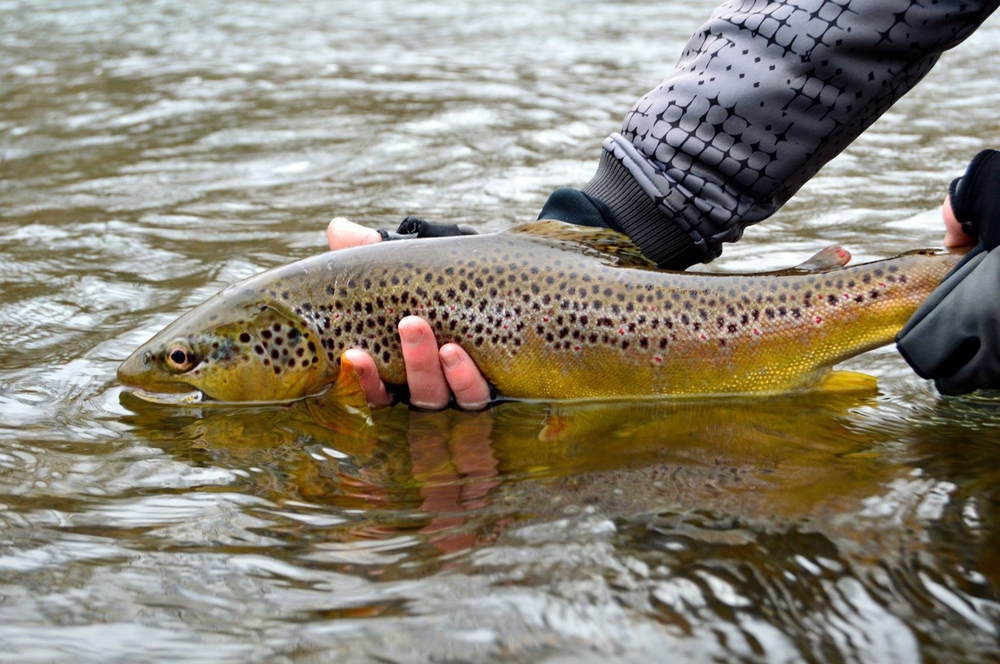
left=581, top=152, right=702, bottom=270
left=537, top=188, right=613, bottom=230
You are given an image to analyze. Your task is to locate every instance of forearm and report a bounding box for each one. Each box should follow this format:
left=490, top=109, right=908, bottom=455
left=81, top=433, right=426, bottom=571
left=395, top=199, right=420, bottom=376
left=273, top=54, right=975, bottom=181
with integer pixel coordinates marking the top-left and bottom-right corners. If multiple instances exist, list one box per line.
left=593, top=0, right=1000, bottom=266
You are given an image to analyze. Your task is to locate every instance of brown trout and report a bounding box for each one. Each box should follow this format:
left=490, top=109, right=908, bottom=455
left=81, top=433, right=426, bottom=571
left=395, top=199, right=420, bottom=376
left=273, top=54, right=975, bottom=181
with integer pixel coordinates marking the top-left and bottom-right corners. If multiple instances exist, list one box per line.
left=117, top=221, right=961, bottom=403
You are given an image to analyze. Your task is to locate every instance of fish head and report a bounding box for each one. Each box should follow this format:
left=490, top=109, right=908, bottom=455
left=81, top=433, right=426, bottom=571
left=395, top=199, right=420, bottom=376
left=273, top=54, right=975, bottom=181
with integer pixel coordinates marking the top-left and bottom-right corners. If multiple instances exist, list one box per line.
left=118, top=285, right=333, bottom=404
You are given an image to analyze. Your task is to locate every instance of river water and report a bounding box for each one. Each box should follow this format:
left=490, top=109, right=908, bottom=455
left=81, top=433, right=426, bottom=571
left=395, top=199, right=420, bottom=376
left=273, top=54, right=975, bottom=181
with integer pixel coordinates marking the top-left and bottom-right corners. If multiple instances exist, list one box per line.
left=3, top=0, right=1000, bottom=661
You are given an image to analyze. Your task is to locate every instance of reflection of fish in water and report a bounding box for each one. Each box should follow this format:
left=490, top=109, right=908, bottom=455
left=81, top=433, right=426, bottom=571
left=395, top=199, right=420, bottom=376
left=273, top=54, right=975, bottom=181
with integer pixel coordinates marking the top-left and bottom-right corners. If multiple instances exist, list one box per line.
left=117, top=221, right=961, bottom=405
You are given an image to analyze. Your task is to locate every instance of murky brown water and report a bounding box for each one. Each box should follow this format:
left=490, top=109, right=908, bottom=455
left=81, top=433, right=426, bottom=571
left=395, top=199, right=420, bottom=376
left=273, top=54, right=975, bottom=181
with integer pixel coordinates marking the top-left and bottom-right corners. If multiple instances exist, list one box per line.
left=3, top=0, right=1000, bottom=660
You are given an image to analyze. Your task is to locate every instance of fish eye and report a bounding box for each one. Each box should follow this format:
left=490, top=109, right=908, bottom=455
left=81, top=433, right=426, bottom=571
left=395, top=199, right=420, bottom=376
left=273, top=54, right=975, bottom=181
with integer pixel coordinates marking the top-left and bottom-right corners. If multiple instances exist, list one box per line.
left=164, top=341, right=197, bottom=373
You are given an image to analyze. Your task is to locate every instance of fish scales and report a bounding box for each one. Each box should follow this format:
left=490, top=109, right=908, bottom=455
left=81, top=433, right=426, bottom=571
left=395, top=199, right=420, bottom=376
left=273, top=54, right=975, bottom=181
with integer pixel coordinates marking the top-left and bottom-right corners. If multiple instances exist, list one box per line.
left=118, top=222, right=962, bottom=402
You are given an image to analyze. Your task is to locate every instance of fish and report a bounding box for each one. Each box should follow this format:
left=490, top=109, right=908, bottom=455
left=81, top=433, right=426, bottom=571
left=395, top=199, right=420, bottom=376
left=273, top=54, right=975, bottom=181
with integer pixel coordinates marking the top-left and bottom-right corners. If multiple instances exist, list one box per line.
left=117, top=221, right=962, bottom=405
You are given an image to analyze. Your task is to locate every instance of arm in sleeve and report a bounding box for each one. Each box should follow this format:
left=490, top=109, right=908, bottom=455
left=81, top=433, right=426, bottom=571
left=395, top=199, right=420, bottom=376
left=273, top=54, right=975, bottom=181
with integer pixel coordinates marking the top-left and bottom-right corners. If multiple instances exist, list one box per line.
left=574, top=0, right=1000, bottom=268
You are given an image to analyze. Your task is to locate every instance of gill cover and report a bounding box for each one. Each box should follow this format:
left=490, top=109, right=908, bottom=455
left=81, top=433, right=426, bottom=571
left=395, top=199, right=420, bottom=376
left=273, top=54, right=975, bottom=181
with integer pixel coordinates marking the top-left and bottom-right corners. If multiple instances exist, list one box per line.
left=119, top=302, right=332, bottom=403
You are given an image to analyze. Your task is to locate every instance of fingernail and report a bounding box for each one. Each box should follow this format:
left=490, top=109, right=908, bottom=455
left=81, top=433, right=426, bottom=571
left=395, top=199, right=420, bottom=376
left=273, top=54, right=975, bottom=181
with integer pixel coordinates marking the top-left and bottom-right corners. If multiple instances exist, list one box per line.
left=399, top=323, right=423, bottom=346
left=440, top=346, right=460, bottom=368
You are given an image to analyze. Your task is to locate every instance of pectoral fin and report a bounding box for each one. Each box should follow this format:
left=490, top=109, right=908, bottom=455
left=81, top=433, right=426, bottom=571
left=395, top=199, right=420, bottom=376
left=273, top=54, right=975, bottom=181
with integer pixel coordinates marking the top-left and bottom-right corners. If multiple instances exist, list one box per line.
left=306, top=356, right=374, bottom=430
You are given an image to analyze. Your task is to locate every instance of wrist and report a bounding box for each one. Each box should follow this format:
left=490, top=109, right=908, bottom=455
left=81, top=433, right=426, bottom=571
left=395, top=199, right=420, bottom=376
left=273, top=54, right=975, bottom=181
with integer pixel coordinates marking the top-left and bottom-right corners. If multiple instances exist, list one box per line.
left=581, top=152, right=702, bottom=270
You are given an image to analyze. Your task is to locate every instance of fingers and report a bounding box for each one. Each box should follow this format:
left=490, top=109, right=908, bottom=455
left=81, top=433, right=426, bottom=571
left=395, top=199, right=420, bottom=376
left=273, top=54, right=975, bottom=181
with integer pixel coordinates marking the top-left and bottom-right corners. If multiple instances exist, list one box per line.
left=329, top=217, right=491, bottom=411
left=942, top=195, right=976, bottom=248
left=342, top=349, right=394, bottom=408
left=398, top=317, right=491, bottom=411
left=399, top=317, right=452, bottom=410
left=439, top=344, right=492, bottom=410
left=327, top=217, right=381, bottom=251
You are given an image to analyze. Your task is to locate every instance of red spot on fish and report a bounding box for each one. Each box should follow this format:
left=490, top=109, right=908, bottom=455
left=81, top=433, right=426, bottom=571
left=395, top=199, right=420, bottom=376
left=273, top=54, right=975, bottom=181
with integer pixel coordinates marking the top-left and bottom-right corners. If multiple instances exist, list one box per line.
left=387, top=308, right=393, bottom=314
left=652, top=355, right=662, bottom=363
left=814, top=316, right=823, bottom=324
left=699, top=333, right=708, bottom=341
left=618, top=328, right=625, bottom=335
left=753, top=328, right=761, bottom=336
left=842, top=293, right=851, bottom=300
left=649, top=306, right=656, bottom=311
left=878, top=282, right=886, bottom=289
left=542, top=317, right=549, bottom=322
left=573, top=345, right=581, bottom=351
left=333, top=313, right=340, bottom=319
left=503, top=324, right=508, bottom=329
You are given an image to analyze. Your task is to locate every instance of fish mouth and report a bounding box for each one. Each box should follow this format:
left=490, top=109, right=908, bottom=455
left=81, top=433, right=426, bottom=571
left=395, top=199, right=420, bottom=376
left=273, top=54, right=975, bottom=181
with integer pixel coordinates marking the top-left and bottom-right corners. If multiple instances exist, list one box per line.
left=121, top=384, right=328, bottom=408
left=123, top=386, right=209, bottom=405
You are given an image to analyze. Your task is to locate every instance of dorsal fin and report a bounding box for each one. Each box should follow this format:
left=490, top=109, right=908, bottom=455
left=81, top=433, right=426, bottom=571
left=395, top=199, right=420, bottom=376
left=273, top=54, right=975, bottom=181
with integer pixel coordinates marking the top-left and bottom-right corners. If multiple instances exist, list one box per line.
left=510, top=220, right=657, bottom=269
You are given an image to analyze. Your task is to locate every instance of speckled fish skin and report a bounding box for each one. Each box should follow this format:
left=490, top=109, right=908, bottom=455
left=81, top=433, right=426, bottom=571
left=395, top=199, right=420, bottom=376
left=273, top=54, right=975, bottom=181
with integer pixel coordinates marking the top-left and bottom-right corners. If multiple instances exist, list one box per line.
left=118, top=222, right=962, bottom=402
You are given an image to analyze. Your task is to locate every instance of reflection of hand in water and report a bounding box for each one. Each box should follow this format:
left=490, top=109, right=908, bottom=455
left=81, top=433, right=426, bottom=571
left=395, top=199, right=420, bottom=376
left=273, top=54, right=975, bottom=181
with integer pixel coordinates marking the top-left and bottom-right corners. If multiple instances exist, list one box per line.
left=403, top=411, right=502, bottom=553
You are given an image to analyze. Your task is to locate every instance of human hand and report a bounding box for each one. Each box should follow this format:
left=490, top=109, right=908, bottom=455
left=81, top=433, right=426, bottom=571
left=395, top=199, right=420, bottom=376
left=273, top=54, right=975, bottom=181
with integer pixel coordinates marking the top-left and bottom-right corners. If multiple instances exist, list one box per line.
left=898, top=149, right=1000, bottom=394
left=942, top=194, right=977, bottom=248
left=326, top=217, right=493, bottom=410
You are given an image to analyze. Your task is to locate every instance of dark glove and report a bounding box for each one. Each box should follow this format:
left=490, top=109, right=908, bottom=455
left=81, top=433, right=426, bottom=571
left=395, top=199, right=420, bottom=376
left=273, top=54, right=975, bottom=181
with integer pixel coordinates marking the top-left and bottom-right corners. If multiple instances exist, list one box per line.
left=948, top=149, right=1000, bottom=249
left=378, top=216, right=478, bottom=241
left=896, top=149, right=1000, bottom=395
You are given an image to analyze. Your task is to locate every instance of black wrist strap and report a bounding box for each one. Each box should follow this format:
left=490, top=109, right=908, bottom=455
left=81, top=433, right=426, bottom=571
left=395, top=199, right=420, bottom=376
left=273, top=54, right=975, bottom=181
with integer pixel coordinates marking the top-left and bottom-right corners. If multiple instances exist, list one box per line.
left=378, top=216, right=479, bottom=241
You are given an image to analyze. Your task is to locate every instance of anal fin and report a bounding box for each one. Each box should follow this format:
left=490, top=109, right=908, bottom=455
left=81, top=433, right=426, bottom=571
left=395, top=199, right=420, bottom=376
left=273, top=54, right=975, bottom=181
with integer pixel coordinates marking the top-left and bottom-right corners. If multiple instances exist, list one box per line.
left=813, top=370, right=878, bottom=394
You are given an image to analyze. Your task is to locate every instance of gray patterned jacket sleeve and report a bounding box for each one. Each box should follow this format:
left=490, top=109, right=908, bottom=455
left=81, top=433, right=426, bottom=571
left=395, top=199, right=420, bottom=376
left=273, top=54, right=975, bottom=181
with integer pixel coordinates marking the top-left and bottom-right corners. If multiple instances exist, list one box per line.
left=581, top=0, right=1000, bottom=268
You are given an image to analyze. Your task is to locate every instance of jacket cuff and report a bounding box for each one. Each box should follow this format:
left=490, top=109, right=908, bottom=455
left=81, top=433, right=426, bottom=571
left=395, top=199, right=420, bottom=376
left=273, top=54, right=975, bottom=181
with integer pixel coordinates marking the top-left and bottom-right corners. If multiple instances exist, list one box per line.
left=581, top=151, right=703, bottom=270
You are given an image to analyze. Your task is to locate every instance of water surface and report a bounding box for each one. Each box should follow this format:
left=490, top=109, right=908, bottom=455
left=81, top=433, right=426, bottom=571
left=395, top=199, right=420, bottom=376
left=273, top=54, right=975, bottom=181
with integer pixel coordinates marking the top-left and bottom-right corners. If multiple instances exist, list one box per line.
left=3, top=0, right=1000, bottom=660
